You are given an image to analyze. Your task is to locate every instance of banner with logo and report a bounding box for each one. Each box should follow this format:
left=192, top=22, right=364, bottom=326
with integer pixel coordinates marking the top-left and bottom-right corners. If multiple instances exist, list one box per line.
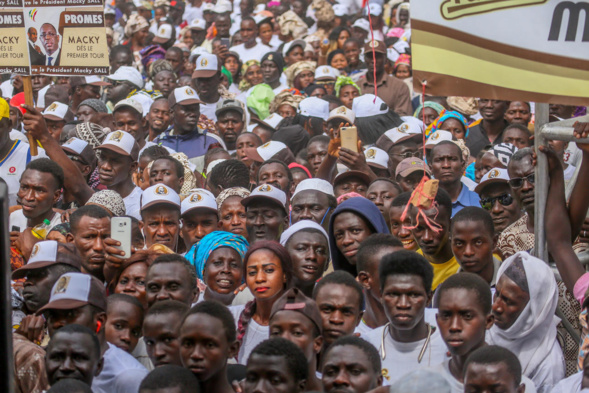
left=0, top=0, right=30, bottom=74
left=23, top=0, right=109, bottom=75
left=412, top=0, right=589, bottom=106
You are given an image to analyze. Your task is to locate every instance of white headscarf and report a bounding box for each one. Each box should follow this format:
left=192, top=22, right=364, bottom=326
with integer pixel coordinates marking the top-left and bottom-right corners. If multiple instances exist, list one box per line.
left=487, top=252, right=560, bottom=377
left=280, top=219, right=329, bottom=248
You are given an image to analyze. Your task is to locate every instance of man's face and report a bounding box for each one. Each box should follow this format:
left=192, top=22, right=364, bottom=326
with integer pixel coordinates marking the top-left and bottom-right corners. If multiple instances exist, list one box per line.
left=46, top=119, right=66, bottom=141
left=478, top=99, right=508, bottom=122
left=258, top=163, right=290, bottom=193
left=270, top=310, right=321, bottom=362
left=216, top=110, right=244, bottom=148
left=17, top=169, right=60, bottom=219
left=381, top=274, right=429, bottom=332
left=28, top=28, right=37, bottom=42
left=351, top=27, right=368, bottom=42
left=286, top=230, right=329, bottom=288
left=245, top=354, right=303, bottom=393
left=504, top=101, right=531, bottom=125
left=154, top=71, right=177, bottom=99
left=364, top=52, right=385, bottom=76
left=218, top=196, right=248, bottom=237
left=503, top=128, right=531, bottom=150
left=507, top=155, right=535, bottom=215
left=77, top=84, right=102, bottom=103
left=411, top=206, right=450, bottom=259
left=246, top=201, right=287, bottom=243
left=169, top=5, right=185, bottom=24
left=436, top=288, right=492, bottom=357
left=106, top=81, right=133, bottom=104
left=388, top=141, right=420, bottom=173
left=322, top=344, right=382, bottom=393
left=464, top=362, right=524, bottom=393
left=397, top=171, right=425, bottom=193
left=451, top=220, right=495, bottom=277
left=215, top=16, right=231, bottom=37
left=165, top=51, right=183, bottom=74
left=105, top=301, right=143, bottom=353
left=145, top=262, right=196, bottom=307
left=333, top=212, right=373, bottom=266
left=194, top=75, right=220, bottom=103
left=45, top=332, right=102, bottom=386
left=314, top=283, right=362, bottom=346
left=343, top=41, right=360, bottom=66
left=32, top=75, right=51, bottom=93
left=389, top=205, right=418, bottom=251
left=549, top=104, right=575, bottom=119
left=429, top=144, right=464, bottom=186
left=366, top=180, right=399, bottom=224
left=148, top=99, right=171, bottom=134
left=306, top=141, right=328, bottom=175
left=22, top=266, right=64, bottom=313
left=180, top=313, right=236, bottom=381
left=181, top=208, right=218, bottom=249
left=149, top=159, right=183, bottom=193
left=480, top=183, right=521, bottom=234
left=173, top=103, right=200, bottom=133
left=492, top=274, right=529, bottom=330
left=110, top=52, right=132, bottom=73
left=72, top=216, right=110, bottom=281
left=9, top=106, right=22, bottom=130
left=114, top=108, right=146, bottom=142
left=143, top=313, right=184, bottom=366
left=240, top=19, right=257, bottom=45
left=45, top=305, right=99, bottom=336
left=333, top=177, right=368, bottom=198
left=97, top=149, right=135, bottom=187
left=290, top=190, right=331, bottom=226
left=40, top=24, right=60, bottom=55
left=141, top=207, right=181, bottom=249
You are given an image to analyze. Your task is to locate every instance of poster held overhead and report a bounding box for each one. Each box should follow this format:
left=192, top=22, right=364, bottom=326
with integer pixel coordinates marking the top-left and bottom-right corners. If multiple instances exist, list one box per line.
left=0, top=0, right=30, bottom=75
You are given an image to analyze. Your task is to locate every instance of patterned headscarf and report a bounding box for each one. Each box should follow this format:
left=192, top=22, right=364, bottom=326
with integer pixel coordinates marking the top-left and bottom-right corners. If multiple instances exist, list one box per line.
left=277, top=11, right=308, bottom=40
left=170, top=152, right=198, bottom=198
left=216, top=187, right=250, bottom=208
left=125, top=14, right=149, bottom=39
left=427, top=110, right=469, bottom=138
left=247, top=84, right=275, bottom=120
left=87, top=190, right=126, bottom=216
left=285, top=61, right=316, bottom=87
left=149, top=59, right=175, bottom=80
left=394, top=54, right=411, bottom=70
left=312, top=0, right=334, bottom=22
left=141, top=45, right=167, bottom=73
left=75, top=122, right=108, bottom=151
left=186, top=231, right=249, bottom=280
left=334, top=75, right=361, bottom=97
left=269, top=90, right=305, bottom=113
left=238, top=60, right=261, bottom=91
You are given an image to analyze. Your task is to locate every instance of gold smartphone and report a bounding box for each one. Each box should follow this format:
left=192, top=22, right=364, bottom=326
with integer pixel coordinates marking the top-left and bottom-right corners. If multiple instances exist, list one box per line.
left=340, top=126, right=358, bottom=151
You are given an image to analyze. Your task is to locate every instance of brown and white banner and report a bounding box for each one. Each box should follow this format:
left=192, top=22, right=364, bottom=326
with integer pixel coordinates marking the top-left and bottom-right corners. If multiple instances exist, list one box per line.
left=0, top=0, right=30, bottom=74
left=412, top=0, right=589, bottom=106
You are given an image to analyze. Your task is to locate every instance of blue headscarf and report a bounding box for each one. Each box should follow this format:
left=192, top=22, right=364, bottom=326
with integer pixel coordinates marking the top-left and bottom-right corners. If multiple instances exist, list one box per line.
left=427, top=110, right=469, bottom=139
left=186, top=231, right=249, bottom=280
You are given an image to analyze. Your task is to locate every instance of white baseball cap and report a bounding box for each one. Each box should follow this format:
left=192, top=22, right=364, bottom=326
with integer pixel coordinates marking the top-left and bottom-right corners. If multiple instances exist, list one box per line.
left=189, top=18, right=206, bottom=30
left=474, top=167, right=510, bottom=194
left=42, top=101, right=70, bottom=121
left=153, top=23, right=174, bottom=44
left=327, top=106, right=355, bottom=124
left=246, top=140, right=290, bottom=163
left=353, top=94, right=389, bottom=118
left=113, top=98, right=143, bottom=116
left=242, top=184, right=287, bottom=212
left=192, top=53, right=219, bottom=78
left=96, top=130, right=140, bottom=161
left=315, top=66, right=340, bottom=81
left=109, top=66, right=144, bottom=89
left=365, top=3, right=382, bottom=16
left=168, top=86, right=203, bottom=107
left=181, top=189, right=217, bottom=215
left=62, top=137, right=96, bottom=165
left=382, top=122, right=422, bottom=144
left=206, top=159, right=226, bottom=176
left=299, top=97, right=329, bottom=121
left=213, top=1, right=231, bottom=13
left=282, top=39, right=306, bottom=57
left=352, top=18, right=370, bottom=33
left=189, top=47, right=210, bottom=63
left=141, top=184, right=181, bottom=211
left=37, top=272, right=107, bottom=314
left=252, top=112, right=284, bottom=132
left=365, top=147, right=389, bottom=169
left=292, top=178, right=335, bottom=199
left=425, top=130, right=453, bottom=149
left=332, top=4, right=347, bottom=16
left=400, top=116, right=425, bottom=133
left=203, top=2, right=214, bottom=12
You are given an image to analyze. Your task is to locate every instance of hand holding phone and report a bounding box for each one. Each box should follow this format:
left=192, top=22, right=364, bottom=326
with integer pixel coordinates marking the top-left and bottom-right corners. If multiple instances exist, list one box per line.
left=340, top=126, right=359, bottom=152
left=110, top=217, right=132, bottom=259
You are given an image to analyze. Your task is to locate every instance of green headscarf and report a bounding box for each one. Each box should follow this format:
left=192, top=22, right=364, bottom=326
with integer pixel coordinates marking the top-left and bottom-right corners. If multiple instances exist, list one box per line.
left=247, top=84, right=275, bottom=120
left=413, top=101, right=445, bottom=118
left=334, top=76, right=361, bottom=97
left=221, top=66, right=233, bottom=86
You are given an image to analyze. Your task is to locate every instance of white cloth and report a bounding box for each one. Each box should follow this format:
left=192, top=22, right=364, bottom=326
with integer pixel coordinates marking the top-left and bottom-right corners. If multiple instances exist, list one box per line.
left=36, top=84, right=51, bottom=108
left=123, top=186, right=143, bottom=220
left=229, top=43, right=269, bottom=62
left=131, top=338, right=154, bottom=371
left=1, top=79, right=14, bottom=97
left=10, top=130, right=28, bottom=143
left=92, top=343, right=148, bottom=393
left=0, top=140, right=47, bottom=206
left=183, top=4, right=203, bottom=23
left=364, top=323, right=448, bottom=385
left=9, top=210, right=62, bottom=232
left=354, top=319, right=373, bottom=337
left=486, top=252, right=565, bottom=393
left=199, top=97, right=224, bottom=122
left=564, top=164, right=576, bottom=182
left=230, top=304, right=269, bottom=365
left=550, top=370, right=582, bottom=393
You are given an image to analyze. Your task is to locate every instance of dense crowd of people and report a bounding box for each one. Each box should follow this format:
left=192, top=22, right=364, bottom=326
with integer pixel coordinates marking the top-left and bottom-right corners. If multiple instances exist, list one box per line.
left=3, top=0, right=589, bottom=392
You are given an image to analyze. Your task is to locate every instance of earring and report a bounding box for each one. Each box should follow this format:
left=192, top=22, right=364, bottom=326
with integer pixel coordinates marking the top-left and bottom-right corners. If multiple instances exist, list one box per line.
left=96, top=320, right=102, bottom=333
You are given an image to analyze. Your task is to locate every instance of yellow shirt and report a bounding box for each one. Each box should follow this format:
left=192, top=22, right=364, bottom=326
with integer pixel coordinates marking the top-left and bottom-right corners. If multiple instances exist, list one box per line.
left=417, top=249, right=460, bottom=291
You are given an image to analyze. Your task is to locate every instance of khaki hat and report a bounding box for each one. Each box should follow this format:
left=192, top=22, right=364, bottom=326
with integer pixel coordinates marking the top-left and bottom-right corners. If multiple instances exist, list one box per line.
left=395, top=158, right=431, bottom=178
left=270, top=287, right=323, bottom=334
left=12, top=241, right=82, bottom=280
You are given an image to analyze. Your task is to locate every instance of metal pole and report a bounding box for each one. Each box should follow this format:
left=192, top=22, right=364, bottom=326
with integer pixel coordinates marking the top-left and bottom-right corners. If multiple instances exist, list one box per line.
left=0, top=182, right=14, bottom=393
left=534, top=103, right=549, bottom=261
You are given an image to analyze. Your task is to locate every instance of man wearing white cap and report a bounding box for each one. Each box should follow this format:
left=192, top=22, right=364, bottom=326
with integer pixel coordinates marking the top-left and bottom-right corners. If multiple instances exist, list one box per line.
left=315, top=66, right=340, bottom=95
left=242, top=184, right=289, bottom=244
left=299, top=97, right=329, bottom=137
left=42, top=101, right=73, bottom=141
left=192, top=53, right=224, bottom=122
left=290, top=178, right=337, bottom=230
left=113, top=98, right=148, bottom=149
left=188, top=18, right=208, bottom=48
left=375, top=122, right=423, bottom=174
left=70, top=76, right=111, bottom=112
left=141, top=184, right=182, bottom=250
left=107, top=66, right=145, bottom=108
left=475, top=167, right=522, bottom=235
left=180, top=189, right=219, bottom=249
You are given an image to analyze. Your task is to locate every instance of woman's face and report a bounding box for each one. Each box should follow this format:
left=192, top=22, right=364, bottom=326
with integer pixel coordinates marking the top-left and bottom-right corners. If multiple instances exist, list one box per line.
left=339, top=84, right=359, bottom=109
left=154, top=7, right=165, bottom=22
left=134, top=27, right=149, bottom=46
left=286, top=46, right=304, bottom=66
left=440, top=118, right=467, bottom=140
left=394, top=64, right=411, bottom=79
left=337, top=30, right=350, bottom=49
left=218, top=196, right=248, bottom=238
left=153, top=70, right=177, bottom=97
left=224, top=56, right=240, bottom=77
left=420, top=107, right=439, bottom=127
left=245, top=64, right=263, bottom=87
left=296, top=70, right=314, bottom=90
left=115, top=263, right=148, bottom=307
left=330, top=53, right=348, bottom=71
left=278, top=104, right=296, bottom=118
left=236, top=133, right=261, bottom=164
left=183, top=30, right=194, bottom=49
left=259, top=22, right=273, bottom=45
left=204, top=247, right=243, bottom=295
left=308, top=86, right=327, bottom=98
left=245, top=249, right=286, bottom=301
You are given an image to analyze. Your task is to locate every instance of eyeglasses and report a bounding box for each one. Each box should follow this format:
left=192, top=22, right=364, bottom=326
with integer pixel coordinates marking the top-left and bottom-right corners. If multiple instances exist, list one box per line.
left=480, top=193, right=514, bottom=210
left=508, top=173, right=535, bottom=189
left=391, top=151, right=422, bottom=159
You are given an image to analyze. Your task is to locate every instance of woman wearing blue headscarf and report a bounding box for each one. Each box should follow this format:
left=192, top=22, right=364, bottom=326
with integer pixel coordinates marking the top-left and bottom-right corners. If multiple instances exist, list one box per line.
left=186, top=231, right=250, bottom=306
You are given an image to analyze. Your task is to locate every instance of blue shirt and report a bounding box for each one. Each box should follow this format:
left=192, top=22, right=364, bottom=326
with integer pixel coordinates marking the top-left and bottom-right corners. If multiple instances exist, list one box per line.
left=452, top=184, right=481, bottom=217
left=155, top=128, right=219, bottom=160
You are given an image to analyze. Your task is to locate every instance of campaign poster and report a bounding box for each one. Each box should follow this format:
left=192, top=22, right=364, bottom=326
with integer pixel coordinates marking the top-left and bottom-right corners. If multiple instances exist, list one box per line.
left=0, top=0, right=30, bottom=74
left=24, top=0, right=109, bottom=75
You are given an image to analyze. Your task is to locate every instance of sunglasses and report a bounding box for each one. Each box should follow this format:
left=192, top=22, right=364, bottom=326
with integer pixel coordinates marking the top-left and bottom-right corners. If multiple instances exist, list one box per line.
left=508, top=173, right=535, bottom=189
left=480, top=194, right=514, bottom=210
left=391, top=151, right=422, bottom=159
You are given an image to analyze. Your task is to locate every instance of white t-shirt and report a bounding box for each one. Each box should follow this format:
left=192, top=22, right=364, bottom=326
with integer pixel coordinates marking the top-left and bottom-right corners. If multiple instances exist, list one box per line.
left=200, top=97, right=224, bottom=122
left=123, top=186, right=143, bottom=220
left=364, top=324, right=448, bottom=386
left=92, top=343, right=148, bottom=393
left=229, top=43, right=270, bottom=63
left=564, top=164, right=576, bottom=181
left=230, top=304, right=269, bottom=365
left=354, top=319, right=374, bottom=337
left=0, top=140, right=47, bottom=207
left=1, top=79, right=14, bottom=97
left=9, top=210, right=62, bottom=232
left=183, top=3, right=203, bottom=23
left=10, top=130, right=28, bottom=143
left=551, top=370, right=582, bottom=393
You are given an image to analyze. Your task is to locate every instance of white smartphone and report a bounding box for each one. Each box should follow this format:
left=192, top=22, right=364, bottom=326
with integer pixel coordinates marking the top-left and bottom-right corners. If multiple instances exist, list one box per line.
left=111, top=217, right=132, bottom=259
